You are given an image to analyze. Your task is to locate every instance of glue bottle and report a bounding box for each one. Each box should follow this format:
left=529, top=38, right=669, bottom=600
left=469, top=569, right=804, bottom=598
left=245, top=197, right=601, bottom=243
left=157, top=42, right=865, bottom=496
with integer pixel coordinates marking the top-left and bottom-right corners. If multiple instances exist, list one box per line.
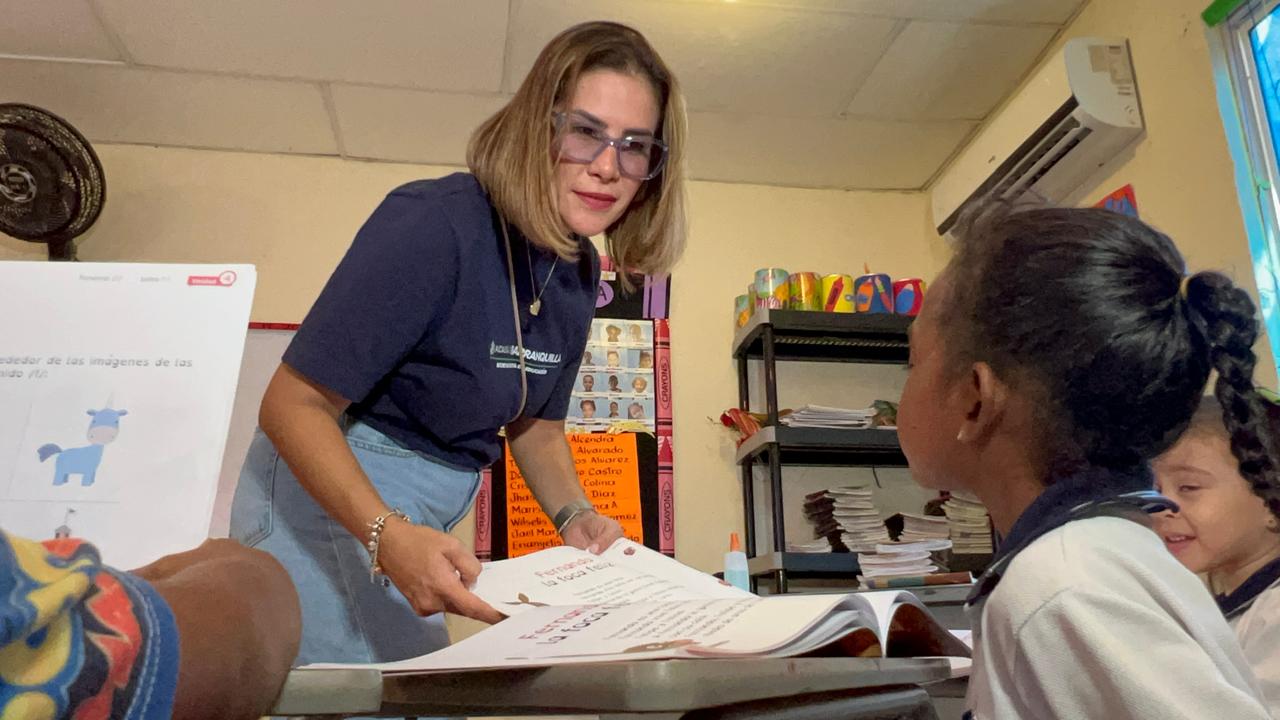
left=724, top=532, right=750, bottom=592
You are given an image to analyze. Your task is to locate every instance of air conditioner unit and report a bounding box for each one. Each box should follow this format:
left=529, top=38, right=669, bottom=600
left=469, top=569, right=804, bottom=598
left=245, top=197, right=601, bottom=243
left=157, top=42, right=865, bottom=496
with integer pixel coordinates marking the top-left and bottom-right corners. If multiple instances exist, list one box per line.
left=931, top=37, right=1144, bottom=235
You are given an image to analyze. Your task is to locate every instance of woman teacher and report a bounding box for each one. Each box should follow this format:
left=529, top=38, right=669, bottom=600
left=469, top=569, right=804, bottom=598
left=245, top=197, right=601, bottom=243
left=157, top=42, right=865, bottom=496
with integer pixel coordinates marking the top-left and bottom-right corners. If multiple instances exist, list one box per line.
left=230, top=21, right=687, bottom=664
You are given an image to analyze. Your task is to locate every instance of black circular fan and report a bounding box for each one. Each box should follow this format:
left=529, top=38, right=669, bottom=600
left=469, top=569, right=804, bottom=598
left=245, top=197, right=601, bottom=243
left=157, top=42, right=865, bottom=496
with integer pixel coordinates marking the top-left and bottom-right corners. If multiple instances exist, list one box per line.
left=0, top=104, right=105, bottom=261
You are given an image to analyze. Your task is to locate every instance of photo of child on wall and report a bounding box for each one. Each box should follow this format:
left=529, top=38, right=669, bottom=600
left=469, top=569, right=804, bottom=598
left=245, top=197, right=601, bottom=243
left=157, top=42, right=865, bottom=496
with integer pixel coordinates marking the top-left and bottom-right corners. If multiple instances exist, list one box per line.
left=573, top=318, right=661, bottom=431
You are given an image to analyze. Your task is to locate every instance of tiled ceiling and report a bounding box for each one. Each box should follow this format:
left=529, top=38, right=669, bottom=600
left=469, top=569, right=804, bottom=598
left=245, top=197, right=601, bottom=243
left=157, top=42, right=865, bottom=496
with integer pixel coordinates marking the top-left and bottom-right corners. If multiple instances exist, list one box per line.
left=0, top=0, right=1084, bottom=190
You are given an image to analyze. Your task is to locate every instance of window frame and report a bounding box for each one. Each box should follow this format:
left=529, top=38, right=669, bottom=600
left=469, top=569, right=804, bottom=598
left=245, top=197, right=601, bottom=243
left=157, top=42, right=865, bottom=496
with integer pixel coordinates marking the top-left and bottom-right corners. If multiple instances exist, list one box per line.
left=1217, top=0, right=1280, bottom=376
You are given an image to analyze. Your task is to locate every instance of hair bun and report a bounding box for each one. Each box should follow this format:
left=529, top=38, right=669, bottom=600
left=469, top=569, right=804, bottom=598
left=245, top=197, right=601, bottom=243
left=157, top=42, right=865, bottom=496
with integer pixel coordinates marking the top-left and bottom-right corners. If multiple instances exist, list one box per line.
left=1182, top=272, right=1259, bottom=352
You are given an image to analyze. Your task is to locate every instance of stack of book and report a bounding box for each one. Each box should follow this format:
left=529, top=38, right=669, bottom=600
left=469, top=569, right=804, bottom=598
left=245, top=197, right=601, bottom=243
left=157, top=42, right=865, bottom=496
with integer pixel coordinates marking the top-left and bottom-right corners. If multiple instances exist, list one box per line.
left=944, top=492, right=994, bottom=554
left=780, top=405, right=877, bottom=429
left=803, top=486, right=890, bottom=553
left=856, top=540, right=941, bottom=578
left=898, top=513, right=950, bottom=544
left=856, top=539, right=973, bottom=588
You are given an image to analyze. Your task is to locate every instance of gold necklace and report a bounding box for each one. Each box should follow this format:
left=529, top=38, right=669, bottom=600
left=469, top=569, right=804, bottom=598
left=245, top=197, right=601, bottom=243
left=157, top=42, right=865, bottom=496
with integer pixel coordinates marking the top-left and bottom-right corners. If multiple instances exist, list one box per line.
left=525, top=240, right=558, bottom=316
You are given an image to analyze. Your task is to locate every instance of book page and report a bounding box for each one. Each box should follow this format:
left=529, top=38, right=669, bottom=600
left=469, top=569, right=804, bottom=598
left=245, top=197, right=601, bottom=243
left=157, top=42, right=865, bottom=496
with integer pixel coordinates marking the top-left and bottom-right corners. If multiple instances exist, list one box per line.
left=0, top=262, right=255, bottom=568
left=472, top=539, right=751, bottom=615
left=304, top=594, right=856, bottom=674
left=850, top=591, right=971, bottom=658
left=850, top=590, right=915, bottom=641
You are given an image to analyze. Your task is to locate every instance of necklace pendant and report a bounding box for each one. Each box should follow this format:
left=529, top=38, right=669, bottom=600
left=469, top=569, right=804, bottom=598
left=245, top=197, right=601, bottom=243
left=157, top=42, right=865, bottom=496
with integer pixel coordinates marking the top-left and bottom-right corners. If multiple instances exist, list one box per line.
left=530, top=299, right=542, bottom=316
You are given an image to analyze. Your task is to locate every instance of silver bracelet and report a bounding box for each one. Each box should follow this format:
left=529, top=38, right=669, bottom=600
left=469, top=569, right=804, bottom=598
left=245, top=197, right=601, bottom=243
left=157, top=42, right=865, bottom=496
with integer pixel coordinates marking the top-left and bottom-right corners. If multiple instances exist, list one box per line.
left=366, top=508, right=410, bottom=586
left=554, top=499, right=596, bottom=535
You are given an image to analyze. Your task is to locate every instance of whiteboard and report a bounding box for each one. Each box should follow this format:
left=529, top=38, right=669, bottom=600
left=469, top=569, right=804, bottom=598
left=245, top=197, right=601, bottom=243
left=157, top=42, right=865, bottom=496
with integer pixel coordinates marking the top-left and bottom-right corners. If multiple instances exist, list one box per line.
left=211, top=327, right=294, bottom=537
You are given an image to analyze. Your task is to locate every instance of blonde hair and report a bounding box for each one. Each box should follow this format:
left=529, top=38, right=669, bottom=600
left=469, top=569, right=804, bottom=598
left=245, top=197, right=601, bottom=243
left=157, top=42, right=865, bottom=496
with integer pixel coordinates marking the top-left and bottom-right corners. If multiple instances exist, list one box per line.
left=467, top=21, right=687, bottom=280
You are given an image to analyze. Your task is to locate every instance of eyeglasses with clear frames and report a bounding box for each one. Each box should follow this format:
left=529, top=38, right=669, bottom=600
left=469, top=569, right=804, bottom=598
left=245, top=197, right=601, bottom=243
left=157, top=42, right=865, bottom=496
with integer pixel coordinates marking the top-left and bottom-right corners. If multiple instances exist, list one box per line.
left=552, top=111, right=668, bottom=181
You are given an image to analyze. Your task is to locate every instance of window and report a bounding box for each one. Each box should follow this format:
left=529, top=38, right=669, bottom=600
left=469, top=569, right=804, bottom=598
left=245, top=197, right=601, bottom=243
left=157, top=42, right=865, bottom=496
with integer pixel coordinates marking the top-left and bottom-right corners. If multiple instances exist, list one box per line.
left=1216, top=0, right=1280, bottom=374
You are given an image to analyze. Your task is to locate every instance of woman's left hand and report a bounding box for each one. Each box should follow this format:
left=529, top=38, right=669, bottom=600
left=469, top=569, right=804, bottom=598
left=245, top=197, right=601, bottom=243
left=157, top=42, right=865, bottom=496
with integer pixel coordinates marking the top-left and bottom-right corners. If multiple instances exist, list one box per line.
left=561, top=511, right=624, bottom=554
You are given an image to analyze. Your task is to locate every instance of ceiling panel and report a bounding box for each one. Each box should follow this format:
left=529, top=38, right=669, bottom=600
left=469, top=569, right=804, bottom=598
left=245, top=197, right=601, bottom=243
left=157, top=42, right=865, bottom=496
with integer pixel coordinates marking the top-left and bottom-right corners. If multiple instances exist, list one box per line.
left=332, top=86, right=508, bottom=165
left=0, top=0, right=120, bottom=61
left=0, top=0, right=1085, bottom=190
left=687, top=112, right=975, bottom=189
left=847, top=21, right=1056, bottom=120
left=0, top=59, right=337, bottom=154
left=506, top=0, right=900, bottom=116
left=666, top=0, right=1085, bottom=25
left=94, top=0, right=508, bottom=92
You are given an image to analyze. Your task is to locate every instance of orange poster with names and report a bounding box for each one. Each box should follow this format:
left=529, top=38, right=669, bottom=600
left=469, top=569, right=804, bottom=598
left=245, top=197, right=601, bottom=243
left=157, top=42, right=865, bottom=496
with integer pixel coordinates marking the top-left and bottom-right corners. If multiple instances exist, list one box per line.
left=504, top=433, right=644, bottom=557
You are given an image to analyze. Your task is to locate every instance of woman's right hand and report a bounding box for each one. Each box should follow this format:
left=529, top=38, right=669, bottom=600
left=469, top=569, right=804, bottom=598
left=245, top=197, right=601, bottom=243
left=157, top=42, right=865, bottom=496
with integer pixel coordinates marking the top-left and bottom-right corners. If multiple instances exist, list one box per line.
left=377, top=519, right=504, bottom=624
left=259, top=364, right=503, bottom=624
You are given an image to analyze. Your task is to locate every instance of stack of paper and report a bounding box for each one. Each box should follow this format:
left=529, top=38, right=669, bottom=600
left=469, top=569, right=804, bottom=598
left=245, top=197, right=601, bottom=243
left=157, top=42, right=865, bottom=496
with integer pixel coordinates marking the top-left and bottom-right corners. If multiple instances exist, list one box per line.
left=780, top=405, right=877, bottom=429
left=803, top=486, right=890, bottom=553
left=899, top=513, right=950, bottom=544
left=786, top=539, right=834, bottom=554
left=856, top=539, right=952, bottom=582
left=879, top=539, right=954, bottom=553
left=944, top=492, right=994, bottom=554
left=802, top=491, right=842, bottom=552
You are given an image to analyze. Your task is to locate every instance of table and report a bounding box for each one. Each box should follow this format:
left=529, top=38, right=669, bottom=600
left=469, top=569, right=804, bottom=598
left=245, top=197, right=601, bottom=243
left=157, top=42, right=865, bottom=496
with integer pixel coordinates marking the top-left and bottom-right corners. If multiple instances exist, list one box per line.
left=272, top=657, right=966, bottom=718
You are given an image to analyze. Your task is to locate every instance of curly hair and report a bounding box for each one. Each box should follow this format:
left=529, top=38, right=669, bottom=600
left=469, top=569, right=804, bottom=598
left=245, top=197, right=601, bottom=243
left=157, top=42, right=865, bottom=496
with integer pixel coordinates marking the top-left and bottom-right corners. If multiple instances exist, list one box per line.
left=1183, top=394, right=1280, bottom=523
left=1185, top=272, right=1280, bottom=522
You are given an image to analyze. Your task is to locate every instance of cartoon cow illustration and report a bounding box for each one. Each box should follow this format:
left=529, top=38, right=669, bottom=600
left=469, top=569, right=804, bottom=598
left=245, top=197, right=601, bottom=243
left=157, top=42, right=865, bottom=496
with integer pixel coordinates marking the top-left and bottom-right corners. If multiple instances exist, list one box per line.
left=38, top=406, right=128, bottom=487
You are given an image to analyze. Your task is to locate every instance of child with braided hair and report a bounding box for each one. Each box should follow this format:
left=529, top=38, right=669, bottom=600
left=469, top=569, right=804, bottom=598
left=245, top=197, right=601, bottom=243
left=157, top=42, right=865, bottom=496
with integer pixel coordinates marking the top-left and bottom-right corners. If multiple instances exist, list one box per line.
left=1155, top=393, right=1280, bottom=713
left=897, top=205, right=1272, bottom=718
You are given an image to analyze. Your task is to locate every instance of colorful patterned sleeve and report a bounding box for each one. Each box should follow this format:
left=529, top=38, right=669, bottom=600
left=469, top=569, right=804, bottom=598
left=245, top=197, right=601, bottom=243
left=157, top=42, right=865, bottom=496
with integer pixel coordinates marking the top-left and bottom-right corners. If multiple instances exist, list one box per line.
left=0, top=531, right=179, bottom=720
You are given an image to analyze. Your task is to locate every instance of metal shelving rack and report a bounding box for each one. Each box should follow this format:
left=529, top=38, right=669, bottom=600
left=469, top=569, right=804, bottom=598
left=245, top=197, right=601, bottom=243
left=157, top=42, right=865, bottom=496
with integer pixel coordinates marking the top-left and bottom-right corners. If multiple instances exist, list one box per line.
left=733, top=309, right=913, bottom=592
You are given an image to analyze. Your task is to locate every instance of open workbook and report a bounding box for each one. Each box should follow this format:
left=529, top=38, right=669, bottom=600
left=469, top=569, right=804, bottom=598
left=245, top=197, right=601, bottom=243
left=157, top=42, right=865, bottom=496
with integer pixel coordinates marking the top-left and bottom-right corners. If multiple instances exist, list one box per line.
left=303, top=539, right=970, bottom=674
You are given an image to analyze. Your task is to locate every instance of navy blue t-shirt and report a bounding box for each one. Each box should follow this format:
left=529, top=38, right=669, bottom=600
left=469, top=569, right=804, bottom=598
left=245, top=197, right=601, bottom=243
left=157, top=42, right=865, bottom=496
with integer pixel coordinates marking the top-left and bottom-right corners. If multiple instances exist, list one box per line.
left=284, top=173, right=599, bottom=470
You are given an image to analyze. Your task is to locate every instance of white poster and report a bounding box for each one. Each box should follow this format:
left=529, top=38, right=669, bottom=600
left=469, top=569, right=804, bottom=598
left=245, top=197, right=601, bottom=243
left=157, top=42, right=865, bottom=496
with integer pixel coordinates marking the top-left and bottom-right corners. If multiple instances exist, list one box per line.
left=0, top=262, right=255, bottom=568
left=212, top=327, right=293, bottom=537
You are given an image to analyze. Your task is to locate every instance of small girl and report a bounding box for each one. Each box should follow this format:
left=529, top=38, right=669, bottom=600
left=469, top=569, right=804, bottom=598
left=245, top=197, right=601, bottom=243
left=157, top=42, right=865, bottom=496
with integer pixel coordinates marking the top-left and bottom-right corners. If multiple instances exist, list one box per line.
left=1154, top=395, right=1280, bottom=713
left=898, top=206, right=1271, bottom=718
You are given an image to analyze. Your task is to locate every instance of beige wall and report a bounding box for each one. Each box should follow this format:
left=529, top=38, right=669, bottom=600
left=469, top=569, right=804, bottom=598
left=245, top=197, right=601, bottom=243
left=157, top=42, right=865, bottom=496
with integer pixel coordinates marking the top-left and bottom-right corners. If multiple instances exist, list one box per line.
left=933, top=0, right=1279, bottom=388
left=672, top=182, right=945, bottom=571
left=1, top=144, right=947, bottom=573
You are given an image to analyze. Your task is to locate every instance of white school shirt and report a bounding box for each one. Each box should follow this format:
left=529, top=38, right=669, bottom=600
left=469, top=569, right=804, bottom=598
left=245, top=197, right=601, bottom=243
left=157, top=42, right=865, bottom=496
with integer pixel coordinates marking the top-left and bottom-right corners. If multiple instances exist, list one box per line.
left=965, top=516, right=1269, bottom=719
left=1230, top=577, right=1280, bottom=716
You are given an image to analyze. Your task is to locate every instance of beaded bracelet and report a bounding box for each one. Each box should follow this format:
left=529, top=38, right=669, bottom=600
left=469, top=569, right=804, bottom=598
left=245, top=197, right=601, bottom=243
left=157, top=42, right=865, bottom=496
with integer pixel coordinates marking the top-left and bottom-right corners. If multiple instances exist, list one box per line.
left=366, top=508, right=410, bottom=586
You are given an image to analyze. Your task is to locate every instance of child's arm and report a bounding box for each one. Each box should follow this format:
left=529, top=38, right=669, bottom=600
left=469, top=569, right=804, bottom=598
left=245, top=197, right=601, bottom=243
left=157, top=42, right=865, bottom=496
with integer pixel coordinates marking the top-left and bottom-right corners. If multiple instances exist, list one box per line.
left=999, top=589, right=1269, bottom=719
left=132, top=539, right=302, bottom=720
left=1, top=534, right=301, bottom=720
